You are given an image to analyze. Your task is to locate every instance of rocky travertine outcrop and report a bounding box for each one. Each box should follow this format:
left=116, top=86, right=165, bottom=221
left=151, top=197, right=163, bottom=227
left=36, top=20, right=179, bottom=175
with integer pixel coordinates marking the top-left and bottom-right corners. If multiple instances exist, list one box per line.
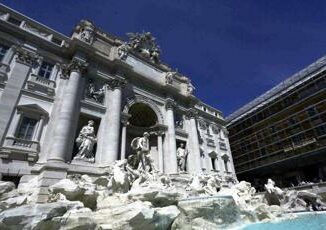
left=0, top=201, right=84, bottom=229
left=0, top=163, right=324, bottom=229
left=264, top=178, right=326, bottom=211
left=172, top=196, right=240, bottom=229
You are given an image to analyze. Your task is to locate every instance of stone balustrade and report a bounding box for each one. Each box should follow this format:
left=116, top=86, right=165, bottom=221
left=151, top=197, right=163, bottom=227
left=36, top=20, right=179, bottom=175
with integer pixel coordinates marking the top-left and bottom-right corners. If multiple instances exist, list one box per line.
left=26, top=74, right=56, bottom=96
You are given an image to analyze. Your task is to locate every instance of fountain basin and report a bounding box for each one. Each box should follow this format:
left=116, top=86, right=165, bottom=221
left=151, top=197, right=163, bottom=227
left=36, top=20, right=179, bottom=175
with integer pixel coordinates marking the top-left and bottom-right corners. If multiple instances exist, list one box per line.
left=240, top=211, right=326, bottom=230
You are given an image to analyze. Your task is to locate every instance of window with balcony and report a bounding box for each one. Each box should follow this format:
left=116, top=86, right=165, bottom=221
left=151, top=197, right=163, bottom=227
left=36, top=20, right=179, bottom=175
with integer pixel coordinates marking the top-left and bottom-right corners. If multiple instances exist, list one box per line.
left=0, top=44, right=9, bottom=62
left=16, top=116, right=38, bottom=140
left=0, top=104, right=48, bottom=162
left=38, top=61, right=54, bottom=79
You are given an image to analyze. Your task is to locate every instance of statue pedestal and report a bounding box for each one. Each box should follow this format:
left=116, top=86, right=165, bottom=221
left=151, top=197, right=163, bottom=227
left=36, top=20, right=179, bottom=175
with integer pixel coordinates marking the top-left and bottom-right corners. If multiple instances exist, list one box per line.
left=71, top=157, right=95, bottom=166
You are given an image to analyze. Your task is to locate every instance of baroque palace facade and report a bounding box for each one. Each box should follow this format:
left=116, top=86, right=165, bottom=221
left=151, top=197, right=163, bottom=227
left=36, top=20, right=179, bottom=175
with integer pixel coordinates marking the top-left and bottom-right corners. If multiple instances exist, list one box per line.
left=0, top=4, right=235, bottom=192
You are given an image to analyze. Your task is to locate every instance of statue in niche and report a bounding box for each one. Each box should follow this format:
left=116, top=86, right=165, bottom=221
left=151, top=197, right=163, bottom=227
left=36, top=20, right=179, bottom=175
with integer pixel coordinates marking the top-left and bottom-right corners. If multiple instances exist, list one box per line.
left=85, top=81, right=106, bottom=103
left=74, top=120, right=97, bottom=162
left=175, top=120, right=183, bottom=129
left=130, top=132, right=155, bottom=172
left=177, top=143, right=188, bottom=172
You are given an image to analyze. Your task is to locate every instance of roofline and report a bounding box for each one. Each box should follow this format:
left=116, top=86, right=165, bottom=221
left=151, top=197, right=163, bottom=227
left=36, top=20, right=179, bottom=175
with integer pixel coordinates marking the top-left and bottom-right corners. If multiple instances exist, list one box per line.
left=0, top=3, right=70, bottom=40
left=226, top=54, right=326, bottom=124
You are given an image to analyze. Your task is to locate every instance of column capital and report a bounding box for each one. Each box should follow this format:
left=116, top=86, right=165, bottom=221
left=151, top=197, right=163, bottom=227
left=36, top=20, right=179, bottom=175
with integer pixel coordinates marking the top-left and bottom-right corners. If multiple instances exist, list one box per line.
left=165, top=98, right=176, bottom=110
left=61, top=58, right=88, bottom=78
left=15, top=48, right=39, bottom=67
left=185, top=108, right=198, bottom=119
left=106, top=78, right=127, bottom=90
left=153, top=130, right=165, bottom=136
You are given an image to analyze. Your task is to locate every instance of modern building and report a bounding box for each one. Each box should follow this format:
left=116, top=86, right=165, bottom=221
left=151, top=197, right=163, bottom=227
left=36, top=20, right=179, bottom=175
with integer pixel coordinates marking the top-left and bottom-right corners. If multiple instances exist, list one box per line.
left=0, top=4, right=235, bottom=197
left=227, top=55, right=326, bottom=189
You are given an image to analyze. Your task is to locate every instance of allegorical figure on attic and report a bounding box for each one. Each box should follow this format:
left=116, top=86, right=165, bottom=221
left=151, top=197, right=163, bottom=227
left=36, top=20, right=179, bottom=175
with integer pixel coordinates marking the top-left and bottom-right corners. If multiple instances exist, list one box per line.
left=74, top=120, right=97, bottom=161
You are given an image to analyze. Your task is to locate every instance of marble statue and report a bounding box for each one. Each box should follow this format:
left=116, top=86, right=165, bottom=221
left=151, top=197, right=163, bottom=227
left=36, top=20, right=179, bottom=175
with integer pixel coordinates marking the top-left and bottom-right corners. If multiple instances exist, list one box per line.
left=265, top=179, right=284, bottom=196
left=186, top=81, right=195, bottom=95
left=263, top=178, right=326, bottom=211
left=124, top=32, right=161, bottom=63
left=203, top=175, right=220, bottom=195
left=177, top=143, right=188, bottom=172
left=117, top=42, right=129, bottom=60
left=75, top=20, right=95, bottom=44
left=165, top=71, right=177, bottom=85
left=130, top=132, right=155, bottom=172
left=175, top=120, right=184, bottom=129
left=74, top=120, right=97, bottom=162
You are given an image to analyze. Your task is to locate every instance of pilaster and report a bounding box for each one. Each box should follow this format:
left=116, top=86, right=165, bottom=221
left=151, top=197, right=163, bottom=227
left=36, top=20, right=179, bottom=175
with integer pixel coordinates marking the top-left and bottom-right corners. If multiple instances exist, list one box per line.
left=0, top=47, right=39, bottom=145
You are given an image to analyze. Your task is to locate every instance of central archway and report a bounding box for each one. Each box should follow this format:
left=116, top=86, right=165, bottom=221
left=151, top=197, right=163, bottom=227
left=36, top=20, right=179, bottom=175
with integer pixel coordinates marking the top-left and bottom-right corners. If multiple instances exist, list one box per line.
left=124, top=102, right=161, bottom=169
left=128, top=103, right=158, bottom=127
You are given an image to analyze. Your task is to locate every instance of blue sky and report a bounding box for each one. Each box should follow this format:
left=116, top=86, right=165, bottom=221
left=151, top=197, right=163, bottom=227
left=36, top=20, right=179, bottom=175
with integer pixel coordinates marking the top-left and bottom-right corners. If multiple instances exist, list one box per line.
left=2, top=0, right=326, bottom=116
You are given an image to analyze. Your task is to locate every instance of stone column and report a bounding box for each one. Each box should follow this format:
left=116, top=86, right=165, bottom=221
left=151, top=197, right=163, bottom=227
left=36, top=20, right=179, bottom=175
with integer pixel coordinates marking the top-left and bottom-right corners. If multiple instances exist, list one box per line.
left=120, top=113, right=130, bottom=160
left=164, top=99, right=178, bottom=174
left=0, top=48, right=38, bottom=145
left=156, top=130, right=164, bottom=173
left=47, top=59, right=87, bottom=162
left=98, top=79, right=126, bottom=165
left=186, top=109, right=202, bottom=173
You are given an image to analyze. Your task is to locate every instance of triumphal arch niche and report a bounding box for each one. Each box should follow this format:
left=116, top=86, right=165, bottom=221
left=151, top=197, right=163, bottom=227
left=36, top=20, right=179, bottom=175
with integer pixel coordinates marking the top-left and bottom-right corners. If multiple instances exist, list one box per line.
left=0, top=14, right=235, bottom=190
left=123, top=97, right=164, bottom=165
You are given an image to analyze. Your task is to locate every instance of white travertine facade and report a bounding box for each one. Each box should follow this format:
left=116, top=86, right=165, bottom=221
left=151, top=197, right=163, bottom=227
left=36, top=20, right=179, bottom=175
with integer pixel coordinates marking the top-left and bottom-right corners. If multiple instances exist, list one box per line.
left=0, top=4, right=235, bottom=200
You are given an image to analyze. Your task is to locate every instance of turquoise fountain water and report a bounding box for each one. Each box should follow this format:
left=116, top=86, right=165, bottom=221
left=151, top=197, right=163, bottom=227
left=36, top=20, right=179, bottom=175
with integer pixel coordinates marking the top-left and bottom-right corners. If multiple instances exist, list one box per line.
left=241, top=212, right=326, bottom=230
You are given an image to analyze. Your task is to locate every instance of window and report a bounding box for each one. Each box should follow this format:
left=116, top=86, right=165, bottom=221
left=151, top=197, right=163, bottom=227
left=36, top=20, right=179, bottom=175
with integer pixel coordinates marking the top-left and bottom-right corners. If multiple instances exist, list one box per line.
left=316, top=125, right=326, bottom=136
left=288, top=117, right=297, bottom=126
left=38, top=61, right=54, bottom=79
left=16, top=117, right=37, bottom=140
left=224, top=159, right=229, bottom=172
left=307, top=107, right=317, bottom=117
left=0, top=44, right=9, bottom=61
left=220, top=142, right=227, bottom=150
left=292, top=134, right=304, bottom=145
left=211, top=158, right=216, bottom=170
